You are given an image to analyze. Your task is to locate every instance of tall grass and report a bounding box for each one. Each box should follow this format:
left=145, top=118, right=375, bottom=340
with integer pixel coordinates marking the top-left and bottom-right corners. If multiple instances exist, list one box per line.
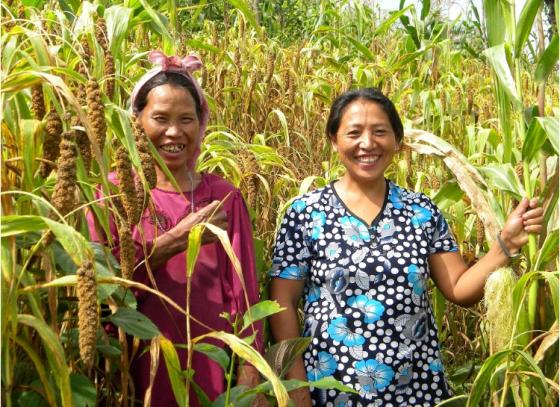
left=1, top=0, right=558, bottom=405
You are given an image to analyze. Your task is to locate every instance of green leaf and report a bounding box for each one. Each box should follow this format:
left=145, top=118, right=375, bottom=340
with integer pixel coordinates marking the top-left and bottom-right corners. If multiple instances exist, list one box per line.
left=420, top=0, right=431, bottom=20
left=242, top=300, right=284, bottom=332
left=1, top=215, right=46, bottom=236
left=345, top=35, right=374, bottom=61
left=227, top=0, right=264, bottom=39
left=17, top=315, right=73, bottom=407
left=159, top=336, right=186, bottom=407
left=514, top=0, right=541, bottom=57
left=522, top=118, right=548, bottom=161
left=535, top=33, right=559, bottom=83
left=535, top=229, right=559, bottom=270
left=193, top=343, right=230, bottom=371
left=70, top=373, right=97, bottom=407
left=483, top=0, right=506, bottom=46
left=309, top=376, right=359, bottom=394
left=478, top=163, right=525, bottom=198
left=264, top=337, right=312, bottom=376
left=482, top=44, right=522, bottom=107
left=186, top=224, right=204, bottom=278
left=537, top=117, right=559, bottom=154
left=466, top=349, right=510, bottom=407
left=107, top=308, right=160, bottom=339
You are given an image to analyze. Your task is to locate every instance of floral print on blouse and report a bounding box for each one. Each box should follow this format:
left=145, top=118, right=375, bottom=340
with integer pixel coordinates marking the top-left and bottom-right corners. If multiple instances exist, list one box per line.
left=270, top=180, right=458, bottom=407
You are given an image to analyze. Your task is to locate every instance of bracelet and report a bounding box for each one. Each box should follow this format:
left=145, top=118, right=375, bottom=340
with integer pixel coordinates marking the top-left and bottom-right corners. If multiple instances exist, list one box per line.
left=496, top=231, right=520, bottom=259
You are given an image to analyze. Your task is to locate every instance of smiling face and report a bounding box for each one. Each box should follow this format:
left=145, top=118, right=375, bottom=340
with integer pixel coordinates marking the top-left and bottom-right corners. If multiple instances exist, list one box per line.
left=331, top=99, right=398, bottom=187
left=138, top=83, right=200, bottom=176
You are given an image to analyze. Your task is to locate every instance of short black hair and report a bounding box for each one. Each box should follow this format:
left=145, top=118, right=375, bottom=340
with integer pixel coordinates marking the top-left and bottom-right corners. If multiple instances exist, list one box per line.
left=326, top=88, right=403, bottom=143
left=133, top=71, right=202, bottom=118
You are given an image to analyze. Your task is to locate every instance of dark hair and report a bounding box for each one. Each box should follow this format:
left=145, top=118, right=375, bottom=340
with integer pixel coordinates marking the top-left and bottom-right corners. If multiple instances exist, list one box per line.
left=133, top=72, right=202, bottom=118
left=326, top=88, right=404, bottom=143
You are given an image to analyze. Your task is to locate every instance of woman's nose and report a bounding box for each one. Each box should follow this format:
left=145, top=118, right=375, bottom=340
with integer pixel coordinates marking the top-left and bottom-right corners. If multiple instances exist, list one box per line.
left=358, top=132, right=376, bottom=149
left=165, top=123, right=180, bottom=136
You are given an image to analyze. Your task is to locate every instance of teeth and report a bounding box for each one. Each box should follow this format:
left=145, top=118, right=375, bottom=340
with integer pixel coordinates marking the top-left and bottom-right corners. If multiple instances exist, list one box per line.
left=160, top=144, right=185, bottom=153
left=356, top=156, right=379, bottom=163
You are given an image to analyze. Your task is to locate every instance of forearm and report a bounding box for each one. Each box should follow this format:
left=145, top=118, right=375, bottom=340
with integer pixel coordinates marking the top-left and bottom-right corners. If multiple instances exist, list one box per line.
left=270, top=304, right=306, bottom=378
left=450, top=242, right=511, bottom=306
left=146, top=229, right=188, bottom=269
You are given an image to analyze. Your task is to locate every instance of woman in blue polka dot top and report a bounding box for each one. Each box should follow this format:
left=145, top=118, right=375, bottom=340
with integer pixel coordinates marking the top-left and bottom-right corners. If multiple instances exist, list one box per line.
left=269, top=88, right=543, bottom=407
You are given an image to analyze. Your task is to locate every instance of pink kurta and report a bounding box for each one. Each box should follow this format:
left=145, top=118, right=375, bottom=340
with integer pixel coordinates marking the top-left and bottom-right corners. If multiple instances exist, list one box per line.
left=88, top=172, right=262, bottom=406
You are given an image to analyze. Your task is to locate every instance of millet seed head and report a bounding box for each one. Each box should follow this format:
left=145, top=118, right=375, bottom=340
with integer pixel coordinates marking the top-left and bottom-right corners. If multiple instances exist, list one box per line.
left=86, top=78, right=107, bottom=150
left=133, top=118, right=157, bottom=190
left=52, top=131, right=77, bottom=216
left=118, top=222, right=135, bottom=280
left=77, top=260, right=98, bottom=369
left=115, top=145, right=140, bottom=225
left=31, top=84, right=46, bottom=120
left=39, top=110, right=62, bottom=178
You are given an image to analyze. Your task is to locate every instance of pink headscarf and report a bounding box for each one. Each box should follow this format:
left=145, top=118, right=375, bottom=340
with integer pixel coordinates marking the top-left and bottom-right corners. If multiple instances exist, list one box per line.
left=130, top=51, right=209, bottom=170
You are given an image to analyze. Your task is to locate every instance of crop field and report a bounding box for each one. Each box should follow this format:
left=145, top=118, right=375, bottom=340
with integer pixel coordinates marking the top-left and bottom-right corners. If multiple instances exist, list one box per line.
left=1, top=0, right=558, bottom=406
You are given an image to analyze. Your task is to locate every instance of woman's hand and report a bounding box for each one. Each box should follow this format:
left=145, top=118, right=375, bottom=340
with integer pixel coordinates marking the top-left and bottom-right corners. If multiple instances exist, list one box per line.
left=146, top=200, right=228, bottom=269
left=500, top=197, right=544, bottom=255
left=237, top=364, right=269, bottom=407
left=173, top=200, right=228, bottom=245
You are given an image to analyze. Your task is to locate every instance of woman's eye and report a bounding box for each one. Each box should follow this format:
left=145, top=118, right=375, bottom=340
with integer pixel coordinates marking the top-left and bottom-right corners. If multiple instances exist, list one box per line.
left=181, top=117, right=193, bottom=124
left=154, top=116, right=166, bottom=123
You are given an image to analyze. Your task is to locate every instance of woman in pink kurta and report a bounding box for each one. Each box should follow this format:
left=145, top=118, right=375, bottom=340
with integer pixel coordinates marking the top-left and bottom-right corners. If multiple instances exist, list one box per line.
left=88, top=51, right=263, bottom=406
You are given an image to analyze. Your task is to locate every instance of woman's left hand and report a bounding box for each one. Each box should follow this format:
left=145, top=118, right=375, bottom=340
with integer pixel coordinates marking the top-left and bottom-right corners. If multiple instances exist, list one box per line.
left=500, top=197, right=544, bottom=255
left=237, top=364, right=269, bottom=407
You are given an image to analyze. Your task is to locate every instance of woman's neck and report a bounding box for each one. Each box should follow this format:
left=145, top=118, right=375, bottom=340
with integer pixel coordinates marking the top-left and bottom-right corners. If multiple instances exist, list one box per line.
left=155, top=166, right=201, bottom=192
left=337, top=173, right=387, bottom=201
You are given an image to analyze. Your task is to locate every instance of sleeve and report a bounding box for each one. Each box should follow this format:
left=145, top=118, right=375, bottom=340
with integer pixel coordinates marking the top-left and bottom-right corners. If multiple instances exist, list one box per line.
left=269, top=197, right=312, bottom=280
left=222, top=189, right=264, bottom=353
left=426, top=199, right=458, bottom=255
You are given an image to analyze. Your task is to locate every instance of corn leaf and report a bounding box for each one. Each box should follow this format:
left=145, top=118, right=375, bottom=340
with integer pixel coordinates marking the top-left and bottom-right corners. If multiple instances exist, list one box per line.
left=159, top=336, right=186, bottom=407
left=534, top=229, right=559, bottom=270
left=537, top=117, right=559, bottom=154
left=227, top=0, right=264, bottom=39
left=514, top=0, right=541, bottom=57
left=477, top=163, right=525, bottom=198
left=482, top=44, right=522, bottom=107
left=535, top=33, right=559, bottom=83
left=523, top=117, right=548, bottom=161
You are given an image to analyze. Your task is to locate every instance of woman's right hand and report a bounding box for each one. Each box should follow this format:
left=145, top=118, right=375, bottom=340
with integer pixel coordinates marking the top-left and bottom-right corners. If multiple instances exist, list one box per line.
left=173, top=200, right=228, bottom=245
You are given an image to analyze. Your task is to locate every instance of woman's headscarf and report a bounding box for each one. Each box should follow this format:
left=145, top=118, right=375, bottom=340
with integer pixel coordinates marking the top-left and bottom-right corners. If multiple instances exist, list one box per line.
left=130, top=51, right=209, bottom=170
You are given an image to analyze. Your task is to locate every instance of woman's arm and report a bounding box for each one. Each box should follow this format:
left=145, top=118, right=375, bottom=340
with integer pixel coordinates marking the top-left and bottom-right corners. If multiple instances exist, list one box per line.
left=269, top=278, right=312, bottom=407
left=146, top=200, right=227, bottom=269
left=430, top=198, right=543, bottom=306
